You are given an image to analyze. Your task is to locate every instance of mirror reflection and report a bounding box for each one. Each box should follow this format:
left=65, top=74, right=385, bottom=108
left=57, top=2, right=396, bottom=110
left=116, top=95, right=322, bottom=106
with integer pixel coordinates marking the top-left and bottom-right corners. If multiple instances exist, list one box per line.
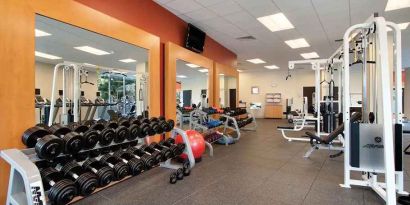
left=176, top=60, right=209, bottom=110
left=219, top=75, right=237, bottom=108
left=34, top=15, right=149, bottom=125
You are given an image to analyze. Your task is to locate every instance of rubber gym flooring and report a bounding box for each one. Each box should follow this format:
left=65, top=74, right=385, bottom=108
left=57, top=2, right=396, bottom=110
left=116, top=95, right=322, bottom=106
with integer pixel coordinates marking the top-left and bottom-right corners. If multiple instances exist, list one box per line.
left=74, top=119, right=410, bottom=205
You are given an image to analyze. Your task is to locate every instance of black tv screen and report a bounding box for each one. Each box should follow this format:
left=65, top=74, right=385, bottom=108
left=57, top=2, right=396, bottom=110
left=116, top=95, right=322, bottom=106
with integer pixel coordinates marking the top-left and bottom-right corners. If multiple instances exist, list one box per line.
left=185, top=24, right=205, bottom=53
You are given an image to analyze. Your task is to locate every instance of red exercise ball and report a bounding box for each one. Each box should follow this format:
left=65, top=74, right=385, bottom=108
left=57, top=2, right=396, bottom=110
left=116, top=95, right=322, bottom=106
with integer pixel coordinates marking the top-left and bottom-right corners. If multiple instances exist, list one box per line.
left=175, top=130, right=206, bottom=160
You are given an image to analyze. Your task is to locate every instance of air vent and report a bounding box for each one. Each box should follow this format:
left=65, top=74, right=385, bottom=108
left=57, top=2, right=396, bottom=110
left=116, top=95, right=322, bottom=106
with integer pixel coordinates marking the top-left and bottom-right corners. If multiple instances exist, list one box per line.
left=236, top=35, right=256, bottom=40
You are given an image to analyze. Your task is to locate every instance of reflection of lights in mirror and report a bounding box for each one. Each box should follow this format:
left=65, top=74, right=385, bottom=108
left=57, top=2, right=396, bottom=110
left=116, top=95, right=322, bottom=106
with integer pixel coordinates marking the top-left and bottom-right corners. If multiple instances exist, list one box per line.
left=176, top=60, right=209, bottom=109
left=34, top=14, right=149, bottom=125
left=219, top=75, right=237, bottom=108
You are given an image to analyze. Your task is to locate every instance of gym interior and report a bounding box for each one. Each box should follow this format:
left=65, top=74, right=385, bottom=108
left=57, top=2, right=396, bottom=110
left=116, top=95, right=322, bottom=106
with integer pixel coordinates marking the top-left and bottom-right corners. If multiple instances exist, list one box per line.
left=1, top=1, right=410, bottom=205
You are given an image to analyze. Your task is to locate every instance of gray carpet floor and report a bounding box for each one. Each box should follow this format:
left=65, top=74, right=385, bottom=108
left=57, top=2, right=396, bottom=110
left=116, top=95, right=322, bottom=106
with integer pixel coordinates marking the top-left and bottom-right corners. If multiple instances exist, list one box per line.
left=74, top=119, right=410, bottom=205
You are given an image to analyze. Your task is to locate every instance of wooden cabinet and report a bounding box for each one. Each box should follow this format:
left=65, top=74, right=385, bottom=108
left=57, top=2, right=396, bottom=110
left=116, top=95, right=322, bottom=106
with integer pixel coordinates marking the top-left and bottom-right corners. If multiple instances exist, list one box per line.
left=265, top=104, right=283, bottom=119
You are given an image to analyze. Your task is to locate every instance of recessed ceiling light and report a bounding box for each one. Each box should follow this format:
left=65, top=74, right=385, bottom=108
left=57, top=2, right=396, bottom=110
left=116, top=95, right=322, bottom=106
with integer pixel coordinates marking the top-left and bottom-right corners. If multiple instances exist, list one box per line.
left=177, top=75, right=187, bottom=78
left=246, top=58, right=266, bottom=64
left=257, top=13, right=294, bottom=32
left=198, top=69, right=208, bottom=73
left=219, top=74, right=225, bottom=76
left=385, top=0, right=410, bottom=11
left=35, top=29, right=51, bottom=37
left=387, top=22, right=409, bottom=31
left=237, top=69, right=243, bottom=72
left=119, top=58, right=137, bottom=63
left=35, top=51, right=62, bottom=60
left=186, top=63, right=200, bottom=68
left=300, top=52, right=319, bottom=59
left=74, top=46, right=111, bottom=55
left=284, top=38, right=310, bottom=49
left=264, top=65, right=279, bottom=69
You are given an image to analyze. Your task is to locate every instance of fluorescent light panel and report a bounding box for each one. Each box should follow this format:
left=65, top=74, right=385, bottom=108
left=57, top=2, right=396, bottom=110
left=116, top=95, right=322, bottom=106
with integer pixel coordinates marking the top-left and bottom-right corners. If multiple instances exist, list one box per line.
left=119, top=58, right=137, bottom=63
left=300, top=52, right=319, bottom=59
left=83, top=63, right=96, bottom=67
left=35, top=51, right=62, bottom=60
left=198, top=69, right=208, bottom=73
left=284, top=38, right=310, bottom=49
left=35, top=29, right=51, bottom=37
left=177, top=75, right=187, bottom=78
left=74, top=46, right=110, bottom=55
left=237, top=69, right=243, bottom=72
left=385, top=0, right=410, bottom=11
left=257, top=13, right=294, bottom=32
left=186, top=63, right=200, bottom=68
left=219, top=74, right=225, bottom=76
left=265, top=65, right=279, bottom=69
left=246, top=58, right=266, bottom=64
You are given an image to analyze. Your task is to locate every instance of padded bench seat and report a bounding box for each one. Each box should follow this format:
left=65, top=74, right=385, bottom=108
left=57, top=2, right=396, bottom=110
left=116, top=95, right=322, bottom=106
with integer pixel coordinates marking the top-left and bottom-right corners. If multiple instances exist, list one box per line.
left=277, top=126, right=295, bottom=130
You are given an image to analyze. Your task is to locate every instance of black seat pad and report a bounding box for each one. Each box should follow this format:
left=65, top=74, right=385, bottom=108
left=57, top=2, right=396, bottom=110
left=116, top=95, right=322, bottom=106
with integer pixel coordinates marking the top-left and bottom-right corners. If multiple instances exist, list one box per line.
left=277, top=126, right=295, bottom=129
left=307, top=112, right=362, bottom=144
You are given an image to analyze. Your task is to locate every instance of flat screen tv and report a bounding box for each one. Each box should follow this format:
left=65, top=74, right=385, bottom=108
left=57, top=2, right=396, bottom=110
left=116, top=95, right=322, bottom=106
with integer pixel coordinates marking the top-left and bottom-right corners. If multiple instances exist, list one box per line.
left=185, top=24, right=206, bottom=53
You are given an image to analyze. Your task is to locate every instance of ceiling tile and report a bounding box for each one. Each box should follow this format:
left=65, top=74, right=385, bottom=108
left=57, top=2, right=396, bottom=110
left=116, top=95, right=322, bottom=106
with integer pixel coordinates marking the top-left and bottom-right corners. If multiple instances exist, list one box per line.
left=207, top=0, right=243, bottom=16
left=195, top=0, right=227, bottom=7
left=185, top=7, right=218, bottom=21
left=153, top=0, right=174, bottom=5
left=223, top=11, right=261, bottom=29
left=166, top=0, right=203, bottom=13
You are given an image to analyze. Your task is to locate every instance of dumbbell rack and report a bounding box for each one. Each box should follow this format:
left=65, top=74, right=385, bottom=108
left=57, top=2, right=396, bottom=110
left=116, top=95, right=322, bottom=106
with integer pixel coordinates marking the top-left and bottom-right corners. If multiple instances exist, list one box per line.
left=0, top=127, right=195, bottom=205
left=221, top=112, right=257, bottom=141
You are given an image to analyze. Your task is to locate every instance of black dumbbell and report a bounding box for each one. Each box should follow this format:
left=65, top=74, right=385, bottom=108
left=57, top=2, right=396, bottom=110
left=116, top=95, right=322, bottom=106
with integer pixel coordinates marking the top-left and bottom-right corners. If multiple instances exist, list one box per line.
left=82, top=158, right=115, bottom=187
left=148, top=142, right=172, bottom=161
left=72, top=151, right=89, bottom=162
left=141, top=118, right=163, bottom=134
left=118, top=119, right=141, bottom=141
left=59, top=161, right=98, bottom=196
left=99, top=154, right=130, bottom=180
left=126, top=147, right=156, bottom=169
left=176, top=168, right=184, bottom=180
left=90, top=123, right=115, bottom=146
left=170, top=172, right=177, bottom=184
left=161, top=138, right=185, bottom=157
left=22, top=126, right=64, bottom=160
left=69, top=122, right=99, bottom=149
left=182, top=161, right=191, bottom=176
left=49, top=124, right=83, bottom=154
left=139, top=144, right=163, bottom=163
left=130, top=119, right=155, bottom=137
left=113, top=150, right=145, bottom=176
left=106, top=121, right=129, bottom=143
left=156, top=116, right=175, bottom=132
left=40, top=167, right=77, bottom=205
left=149, top=117, right=167, bottom=134
left=88, top=148, right=102, bottom=158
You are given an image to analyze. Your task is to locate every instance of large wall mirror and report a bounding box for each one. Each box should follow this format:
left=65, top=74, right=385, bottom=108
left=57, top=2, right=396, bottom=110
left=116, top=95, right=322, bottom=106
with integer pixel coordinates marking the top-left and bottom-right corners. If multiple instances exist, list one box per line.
left=176, top=60, right=210, bottom=109
left=165, top=42, right=214, bottom=122
left=214, top=63, right=239, bottom=109
left=219, top=75, right=237, bottom=108
left=34, top=15, right=151, bottom=125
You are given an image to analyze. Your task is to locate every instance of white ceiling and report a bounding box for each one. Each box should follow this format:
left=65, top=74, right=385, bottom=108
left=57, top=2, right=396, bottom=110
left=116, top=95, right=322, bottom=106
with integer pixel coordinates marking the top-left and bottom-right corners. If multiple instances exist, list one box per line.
left=176, top=59, right=209, bottom=79
left=154, top=0, right=410, bottom=72
left=35, top=15, right=148, bottom=71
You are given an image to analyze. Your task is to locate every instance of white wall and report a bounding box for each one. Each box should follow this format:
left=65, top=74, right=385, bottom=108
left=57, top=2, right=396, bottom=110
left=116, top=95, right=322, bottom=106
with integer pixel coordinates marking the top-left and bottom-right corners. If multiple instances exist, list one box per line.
left=179, top=76, right=208, bottom=107
left=239, top=68, right=363, bottom=118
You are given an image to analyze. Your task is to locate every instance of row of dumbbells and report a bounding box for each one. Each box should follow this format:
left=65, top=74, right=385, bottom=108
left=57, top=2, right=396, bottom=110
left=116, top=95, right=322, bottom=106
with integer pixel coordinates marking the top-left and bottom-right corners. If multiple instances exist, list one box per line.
left=230, top=117, right=253, bottom=128
left=40, top=138, right=187, bottom=205
left=202, top=107, right=223, bottom=115
left=23, top=116, right=175, bottom=160
left=203, top=132, right=223, bottom=143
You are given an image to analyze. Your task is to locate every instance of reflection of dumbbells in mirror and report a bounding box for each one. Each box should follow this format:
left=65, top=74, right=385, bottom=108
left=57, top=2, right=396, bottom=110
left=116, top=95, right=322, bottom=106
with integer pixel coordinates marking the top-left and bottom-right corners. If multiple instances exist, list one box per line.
left=40, top=167, right=78, bottom=205
left=99, top=154, right=130, bottom=180
left=68, top=122, right=99, bottom=149
left=49, top=124, right=84, bottom=154
left=56, top=161, right=98, bottom=196
left=22, top=126, right=64, bottom=160
left=89, top=123, right=115, bottom=146
left=113, top=150, right=145, bottom=176
left=82, top=158, right=115, bottom=187
left=126, top=147, right=156, bottom=170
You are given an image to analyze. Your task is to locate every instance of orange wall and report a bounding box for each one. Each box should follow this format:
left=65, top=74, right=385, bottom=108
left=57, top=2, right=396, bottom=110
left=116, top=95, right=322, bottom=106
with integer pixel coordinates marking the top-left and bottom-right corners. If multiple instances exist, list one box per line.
left=75, top=0, right=238, bottom=113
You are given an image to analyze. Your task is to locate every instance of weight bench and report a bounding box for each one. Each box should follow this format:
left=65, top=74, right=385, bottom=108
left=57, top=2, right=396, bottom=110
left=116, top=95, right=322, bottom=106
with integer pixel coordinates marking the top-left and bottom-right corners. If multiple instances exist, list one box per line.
left=304, top=112, right=361, bottom=158
left=277, top=118, right=313, bottom=142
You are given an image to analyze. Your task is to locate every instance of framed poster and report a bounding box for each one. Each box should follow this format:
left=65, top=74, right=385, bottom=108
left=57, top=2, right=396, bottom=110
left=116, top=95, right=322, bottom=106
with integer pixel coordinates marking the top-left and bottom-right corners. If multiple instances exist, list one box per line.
left=251, top=86, right=259, bottom=94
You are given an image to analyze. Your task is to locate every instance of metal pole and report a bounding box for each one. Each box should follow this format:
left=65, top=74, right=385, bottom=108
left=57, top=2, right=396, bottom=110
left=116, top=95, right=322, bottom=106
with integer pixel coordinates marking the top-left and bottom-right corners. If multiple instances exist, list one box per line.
left=48, top=63, right=64, bottom=126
